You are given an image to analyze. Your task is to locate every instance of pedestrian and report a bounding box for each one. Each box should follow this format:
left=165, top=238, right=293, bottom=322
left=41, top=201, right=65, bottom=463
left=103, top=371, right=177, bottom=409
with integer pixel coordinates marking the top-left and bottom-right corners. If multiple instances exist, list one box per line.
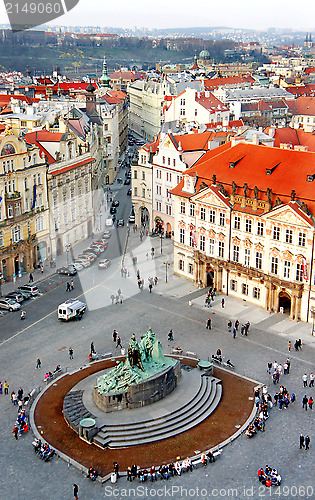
left=110, top=293, right=115, bottom=305
left=29, top=272, right=33, bottom=283
left=290, top=393, right=295, bottom=405
left=12, top=392, right=17, bottom=405
left=267, top=361, right=272, bottom=374
left=286, top=358, right=291, bottom=374
left=138, top=279, right=142, bottom=290
left=17, top=387, right=23, bottom=401
left=146, top=252, right=149, bottom=260
left=240, top=325, right=245, bottom=336
left=149, top=282, right=153, bottom=293
left=90, top=342, right=95, bottom=354
left=36, top=357, right=41, bottom=369
left=0, top=381, right=2, bottom=394
left=294, top=340, right=299, bottom=351
left=235, top=320, right=239, bottom=331
left=227, top=320, right=232, bottom=332
left=116, top=336, right=122, bottom=348
left=302, top=373, right=308, bottom=387
left=121, top=267, right=124, bottom=278
left=117, top=288, right=121, bottom=297
left=66, top=281, right=71, bottom=292
left=168, top=329, right=173, bottom=341
left=119, top=293, right=123, bottom=304
left=113, top=330, right=118, bottom=343
left=154, top=276, right=158, bottom=285
left=233, top=327, right=236, bottom=339
left=151, top=247, right=155, bottom=259
left=4, top=380, right=9, bottom=395
left=302, top=394, right=308, bottom=410
left=12, top=425, right=19, bottom=440
left=221, top=298, right=225, bottom=308
left=69, top=347, right=74, bottom=360
left=244, top=321, right=250, bottom=336
left=305, top=435, right=310, bottom=450
left=206, top=318, right=211, bottom=330
left=115, top=293, right=119, bottom=304
left=309, top=372, right=314, bottom=387
left=70, top=279, right=74, bottom=290
left=73, top=483, right=79, bottom=500
left=308, top=396, right=313, bottom=410
left=288, top=341, right=291, bottom=352
left=136, top=270, right=140, bottom=280
left=300, top=434, right=305, bottom=449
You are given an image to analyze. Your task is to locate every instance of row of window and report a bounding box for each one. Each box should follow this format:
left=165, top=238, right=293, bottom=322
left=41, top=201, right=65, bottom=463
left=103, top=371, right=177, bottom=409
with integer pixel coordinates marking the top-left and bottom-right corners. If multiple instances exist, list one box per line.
left=155, top=169, right=182, bottom=185
left=178, top=258, right=194, bottom=274
left=2, top=154, right=38, bottom=175
left=134, top=187, right=146, bottom=198
left=0, top=217, right=45, bottom=246
left=230, top=280, right=261, bottom=299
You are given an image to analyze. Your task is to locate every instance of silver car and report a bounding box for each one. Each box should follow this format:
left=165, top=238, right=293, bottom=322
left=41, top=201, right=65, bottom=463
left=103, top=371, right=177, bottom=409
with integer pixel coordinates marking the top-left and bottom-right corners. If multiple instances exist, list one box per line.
left=0, top=298, right=21, bottom=311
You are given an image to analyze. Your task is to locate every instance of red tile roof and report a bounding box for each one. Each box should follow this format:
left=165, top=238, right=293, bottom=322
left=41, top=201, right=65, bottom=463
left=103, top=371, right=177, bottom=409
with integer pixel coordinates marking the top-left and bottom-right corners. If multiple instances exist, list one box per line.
left=50, top=157, right=94, bottom=175
left=264, top=126, right=315, bottom=152
left=195, top=92, right=229, bottom=113
left=171, top=142, right=315, bottom=215
left=289, top=96, right=315, bottom=115
left=204, top=76, right=254, bottom=90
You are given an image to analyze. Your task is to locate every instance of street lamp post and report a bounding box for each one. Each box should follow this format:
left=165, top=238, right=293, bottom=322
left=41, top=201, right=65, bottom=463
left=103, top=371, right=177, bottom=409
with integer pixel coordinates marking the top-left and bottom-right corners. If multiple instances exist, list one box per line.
left=311, top=307, right=315, bottom=337
left=65, top=244, right=71, bottom=266
left=160, top=233, right=163, bottom=254
left=0, top=272, right=2, bottom=297
left=163, top=261, right=170, bottom=283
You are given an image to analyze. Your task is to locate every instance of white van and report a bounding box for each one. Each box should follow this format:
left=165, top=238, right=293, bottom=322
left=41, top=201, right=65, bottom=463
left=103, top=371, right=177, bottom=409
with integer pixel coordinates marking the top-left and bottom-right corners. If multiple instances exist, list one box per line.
left=57, top=299, right=86, bottom=321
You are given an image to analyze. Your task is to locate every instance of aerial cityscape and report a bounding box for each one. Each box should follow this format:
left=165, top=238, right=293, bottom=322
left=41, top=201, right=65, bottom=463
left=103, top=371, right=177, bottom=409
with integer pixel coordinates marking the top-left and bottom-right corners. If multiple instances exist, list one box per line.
left=0, top=1, right=314, bottom=498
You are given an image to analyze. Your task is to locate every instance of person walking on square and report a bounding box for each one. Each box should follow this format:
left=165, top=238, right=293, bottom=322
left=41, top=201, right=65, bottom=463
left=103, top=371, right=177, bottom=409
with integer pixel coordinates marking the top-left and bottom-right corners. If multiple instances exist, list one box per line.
left=206, top=318, right=212, bottom=330
left=36, top=357, right=41, bottom=369
left=305, top=435, right=310, bottom=450
left=308, top=396, right=313, bottom=410
left=267, top=361, right=272, bottom=374
left=113, top=330, right=118, bottom=343
left=227, top=320, right=232, bottom=332
left=221, top=298, right=225, bottom=308
left=149, top=282, right=153, bottom=293
left=110, top=293, right=115, bottom=305
left=233, top=327, right=236, bottom=339
left=288, top=341, right=291, bottom=352
left=309, top=372, right=314, bottom=387
left=235, top=319, right=239, bottom=331
left=69, top=347, right=74, bottom=360
left=66, top=281, right=71, bottom=292
left=116, top=336, right=122, bottom=348
left=302, top=394, right=308, bottom=410
left=303, top=373, right=308, bottom=387
left=300, top=434, right=305, bottom=449
left=70, top=279, right=74, bottom=290
left=90, top=342, right=95, bottom=354
left=12, top=425, right=19, bottom=440
left=244, top=321, right=250, bottom=336
left=4, top=380, right=9, bottom=395
left=29, top=272, right=33, bottom=283
left=168, top=329, right=174, bottom=341
left=73, top=484, right=79, bottom=500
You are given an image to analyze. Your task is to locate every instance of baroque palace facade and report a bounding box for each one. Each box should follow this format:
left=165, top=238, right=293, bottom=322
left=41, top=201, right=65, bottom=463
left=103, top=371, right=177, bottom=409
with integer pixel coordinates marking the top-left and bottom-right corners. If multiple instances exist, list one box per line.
left=0, top=127, right=49, bottom=281
left=171, top=142, right=315, bottom=323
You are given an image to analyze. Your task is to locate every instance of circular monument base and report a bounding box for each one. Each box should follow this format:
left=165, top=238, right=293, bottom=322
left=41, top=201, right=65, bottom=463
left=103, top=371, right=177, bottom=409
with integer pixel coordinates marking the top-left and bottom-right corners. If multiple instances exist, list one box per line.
left=93, top=361, right=181, bottom=412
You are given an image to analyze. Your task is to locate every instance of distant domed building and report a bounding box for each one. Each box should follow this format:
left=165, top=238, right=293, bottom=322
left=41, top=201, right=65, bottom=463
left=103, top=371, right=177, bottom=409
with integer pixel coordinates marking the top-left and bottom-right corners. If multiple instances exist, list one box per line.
left=197, top=49, right=212, bottom=69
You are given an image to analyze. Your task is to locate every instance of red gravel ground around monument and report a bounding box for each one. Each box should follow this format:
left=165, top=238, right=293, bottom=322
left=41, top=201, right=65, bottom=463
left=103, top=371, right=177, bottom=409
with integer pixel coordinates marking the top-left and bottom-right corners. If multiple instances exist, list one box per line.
left=34, top=358, right=256, bottom=477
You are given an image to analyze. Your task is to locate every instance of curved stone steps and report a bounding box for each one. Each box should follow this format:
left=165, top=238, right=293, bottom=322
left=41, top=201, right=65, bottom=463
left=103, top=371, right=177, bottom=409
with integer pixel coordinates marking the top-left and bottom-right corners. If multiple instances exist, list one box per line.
left=104, top=374, right=209, bottom=431
left=63, top=390, right=96, bottom=431
left=107, top=383, right=222, bottom=448
left=93, top=376, right=222, bottom=449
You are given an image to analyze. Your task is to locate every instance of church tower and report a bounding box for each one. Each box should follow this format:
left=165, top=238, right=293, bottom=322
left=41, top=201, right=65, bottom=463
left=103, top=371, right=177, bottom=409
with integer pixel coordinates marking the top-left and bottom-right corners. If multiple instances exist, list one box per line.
left=100, top=55, right=111, bottom=88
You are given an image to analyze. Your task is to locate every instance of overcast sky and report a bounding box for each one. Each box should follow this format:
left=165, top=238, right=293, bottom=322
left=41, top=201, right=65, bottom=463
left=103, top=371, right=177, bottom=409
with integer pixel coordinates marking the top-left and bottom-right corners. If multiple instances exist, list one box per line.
left=0, top=0, right=314, bottom=30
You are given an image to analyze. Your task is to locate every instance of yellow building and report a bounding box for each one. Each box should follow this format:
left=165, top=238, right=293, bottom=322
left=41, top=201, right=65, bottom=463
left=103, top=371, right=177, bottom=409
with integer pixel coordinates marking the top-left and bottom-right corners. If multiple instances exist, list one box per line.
left=0, top=127, right=49, bottom=282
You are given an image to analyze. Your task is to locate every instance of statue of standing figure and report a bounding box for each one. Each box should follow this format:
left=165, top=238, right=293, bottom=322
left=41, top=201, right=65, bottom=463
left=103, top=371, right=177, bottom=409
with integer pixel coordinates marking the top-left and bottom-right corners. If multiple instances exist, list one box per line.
left=128, top=335, right=144, bottom=371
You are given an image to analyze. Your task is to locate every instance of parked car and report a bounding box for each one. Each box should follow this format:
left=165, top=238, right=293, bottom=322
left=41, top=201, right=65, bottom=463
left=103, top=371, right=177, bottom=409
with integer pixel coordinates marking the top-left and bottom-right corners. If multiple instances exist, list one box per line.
left=5, top=291, right=24, bottom=303
left=57, top=299, right=86, bottom=321
left=77, top=254, right=95, bottom=262
left=56, top=265, right=77, bottom=276
left=15, top=289, right=32, bottom=300
left=98, top=259, right=111, bottom=269
left=83, top=248, right=100, bottom=257
left=94, top=241, right=107, bottom=249
left=73, top=259, right=90, bottom=268
left=127, top=189, right=132, bottom=196
left=128, top=214, right=135, bottom=224
left=110, top=206, right=117, bottom=214
left=0, top=298, right=21, bottom=311
left=111, top=200, right=120, bottom=207
left=124, top=178, right=131, bottom=185
left=89, top=244, right=104, bottom=252
left=102, top=232, right=111, bottom=239
left=69, top=262, right=84, bottom=272
left=17, top=285, right=41, bottom=297
left=117, top=219, right=125, bottom=226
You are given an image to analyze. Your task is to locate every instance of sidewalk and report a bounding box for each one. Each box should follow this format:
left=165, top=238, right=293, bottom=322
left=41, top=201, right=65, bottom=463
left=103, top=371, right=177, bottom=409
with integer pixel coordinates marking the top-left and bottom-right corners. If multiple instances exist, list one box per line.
left=127, top=228, right=315, bottom=346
